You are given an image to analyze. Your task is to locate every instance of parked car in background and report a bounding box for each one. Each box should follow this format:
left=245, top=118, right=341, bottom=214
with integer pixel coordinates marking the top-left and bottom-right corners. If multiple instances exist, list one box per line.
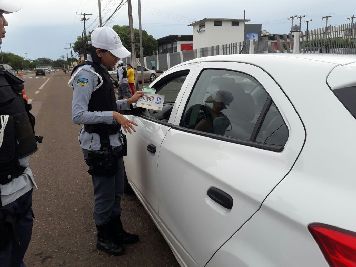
left=35, top=68, right=46, bottom=76
left=124, top=54, right=356, bottom=267
left=136, top=65, right=162, bottom=83
left=109, top=65, right=163, bottom=84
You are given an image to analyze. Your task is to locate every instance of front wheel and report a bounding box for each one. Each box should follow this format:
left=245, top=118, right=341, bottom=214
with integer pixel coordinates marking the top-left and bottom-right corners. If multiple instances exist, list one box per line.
left=149, top=73, right=156, bottom=82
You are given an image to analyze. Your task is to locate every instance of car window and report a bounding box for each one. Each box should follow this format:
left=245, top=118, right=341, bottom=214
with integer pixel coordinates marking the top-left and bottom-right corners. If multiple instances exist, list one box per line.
left=180, top=69, right=288, bottom=149
left=255, top=102, right=289, bottom=147
left=141, top=70, right=189, bottom=122
left=333, top=86, right=356, bottom=119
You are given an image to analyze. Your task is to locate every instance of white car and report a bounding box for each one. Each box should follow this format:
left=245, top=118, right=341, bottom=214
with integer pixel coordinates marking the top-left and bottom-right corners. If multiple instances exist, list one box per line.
left=124, top=54, right=356, bottom=267
left=136, top=65, right=162, bottom=83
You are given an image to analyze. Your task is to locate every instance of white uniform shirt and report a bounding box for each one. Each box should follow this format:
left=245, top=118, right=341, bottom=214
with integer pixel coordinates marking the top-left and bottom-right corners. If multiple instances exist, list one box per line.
left=0, top=157, right=37, bottom=206
left=69, top=60, right=130, bottom=151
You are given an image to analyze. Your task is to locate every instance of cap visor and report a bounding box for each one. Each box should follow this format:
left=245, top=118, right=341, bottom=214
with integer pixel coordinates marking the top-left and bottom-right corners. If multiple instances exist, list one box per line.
left=110, top=46, right=131, bottom=59
left=0, top=2, right=21, bottom=13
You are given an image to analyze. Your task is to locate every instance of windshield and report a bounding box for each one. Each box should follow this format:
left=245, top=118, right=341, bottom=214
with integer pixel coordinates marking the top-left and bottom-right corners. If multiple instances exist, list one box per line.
left=333, top=86, right=356, bottom=119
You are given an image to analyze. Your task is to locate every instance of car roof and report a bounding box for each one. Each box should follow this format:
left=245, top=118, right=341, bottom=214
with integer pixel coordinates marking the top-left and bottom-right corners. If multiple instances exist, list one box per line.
left=189, top=53, right=356, bottom=66
left=178, top=54, right=356, bottom=90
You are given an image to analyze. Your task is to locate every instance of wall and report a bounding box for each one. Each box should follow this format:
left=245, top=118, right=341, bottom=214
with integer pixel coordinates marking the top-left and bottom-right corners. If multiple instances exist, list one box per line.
left=177, top=41, right=193, bottom=51
left=193, top=20, right=245, bottom=49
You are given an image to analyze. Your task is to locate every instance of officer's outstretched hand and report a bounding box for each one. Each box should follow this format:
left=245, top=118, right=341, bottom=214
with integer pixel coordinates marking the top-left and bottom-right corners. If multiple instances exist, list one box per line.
left=113, top=112, right=138, bottom=134
left=128, top=91, right=144, bottom=104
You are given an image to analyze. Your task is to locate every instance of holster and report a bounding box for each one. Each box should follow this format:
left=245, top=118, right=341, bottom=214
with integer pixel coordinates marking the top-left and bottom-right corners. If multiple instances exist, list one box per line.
left=83, top=123, right=126, bottom=176
left=85, top=147, right=123, bottom=176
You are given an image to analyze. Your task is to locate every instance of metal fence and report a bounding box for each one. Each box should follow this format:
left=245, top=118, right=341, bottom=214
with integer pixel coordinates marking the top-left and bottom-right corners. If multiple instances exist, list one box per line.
left=124, top=23, right=356, bottom=71
left=301, top=23, right=356, bottom=54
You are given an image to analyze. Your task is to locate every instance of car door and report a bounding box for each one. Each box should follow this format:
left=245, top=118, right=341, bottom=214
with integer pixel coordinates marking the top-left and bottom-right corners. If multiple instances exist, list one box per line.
left=155, top=62, right=306, bottom=266
left=124, top=67, right=196, bottom=215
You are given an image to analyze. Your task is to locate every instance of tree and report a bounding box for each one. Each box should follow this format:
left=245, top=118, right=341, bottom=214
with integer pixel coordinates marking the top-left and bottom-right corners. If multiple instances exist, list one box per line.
left=52, top=59, right=67, bottom=69
left=33, top=58, right=53, bottom=68
left=0, top=52, right=23, bottom=70
left=112, top=25, right=157, bottom=56
left=73, top=26, right=157, bottom=57
left=73, top=35, right=91, bottom=58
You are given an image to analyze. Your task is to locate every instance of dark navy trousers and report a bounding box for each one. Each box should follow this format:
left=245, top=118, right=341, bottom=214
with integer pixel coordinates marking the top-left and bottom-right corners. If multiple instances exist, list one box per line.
left=0, top=190, right=33, bottom=267
left=90, top=157, right=125, bottom=225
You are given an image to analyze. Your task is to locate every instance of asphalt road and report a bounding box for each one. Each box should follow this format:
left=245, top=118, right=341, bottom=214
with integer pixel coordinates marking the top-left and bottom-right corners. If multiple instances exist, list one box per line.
left=22, top=71, right=179, bottom=267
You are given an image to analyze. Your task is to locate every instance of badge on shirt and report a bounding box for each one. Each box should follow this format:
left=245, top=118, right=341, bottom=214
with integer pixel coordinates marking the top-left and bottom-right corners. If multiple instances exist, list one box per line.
left=77, top=77, right=89, bottom=87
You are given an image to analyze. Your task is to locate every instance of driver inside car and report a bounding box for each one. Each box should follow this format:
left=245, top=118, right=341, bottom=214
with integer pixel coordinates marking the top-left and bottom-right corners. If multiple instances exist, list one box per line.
left=194, top=89, right=233, bottom=135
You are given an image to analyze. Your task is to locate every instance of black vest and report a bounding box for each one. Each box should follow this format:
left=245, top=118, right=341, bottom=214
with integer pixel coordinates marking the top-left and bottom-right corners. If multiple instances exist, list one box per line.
left=72, top=62, right=120, bottom=140
left=0, top=71, right=37, bottom=185
left=88, top=64, right=117, bottom=113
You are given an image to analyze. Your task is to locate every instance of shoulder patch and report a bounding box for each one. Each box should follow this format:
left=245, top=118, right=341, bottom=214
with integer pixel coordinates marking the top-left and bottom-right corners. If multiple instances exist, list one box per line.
left=77, top=77, right=89, bottom=87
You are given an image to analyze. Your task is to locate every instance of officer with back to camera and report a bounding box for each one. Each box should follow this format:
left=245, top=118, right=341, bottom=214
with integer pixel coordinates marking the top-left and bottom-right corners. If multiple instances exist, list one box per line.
left=0, top=1, right=41, bottom=266
left=69, top=26, right=144, bottom=256
left=117, top=60, right=131, bottom=99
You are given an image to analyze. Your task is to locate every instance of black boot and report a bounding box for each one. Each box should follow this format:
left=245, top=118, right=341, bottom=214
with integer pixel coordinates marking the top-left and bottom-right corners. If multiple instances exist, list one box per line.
left=96, top=222, right=125, bottom=256
left=111, top=216, right=139, bottom=245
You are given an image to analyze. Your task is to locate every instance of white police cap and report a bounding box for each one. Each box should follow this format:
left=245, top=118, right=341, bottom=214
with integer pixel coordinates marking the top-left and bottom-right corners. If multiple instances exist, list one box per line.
left=0, top=0, right=21, bottom=13
left=91, top=26, right=131, bottom=59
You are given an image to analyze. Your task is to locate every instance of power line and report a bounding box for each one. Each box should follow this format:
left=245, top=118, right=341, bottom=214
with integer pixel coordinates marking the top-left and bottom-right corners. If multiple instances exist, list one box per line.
left=87, top=0, right=118, bottom=32
left=102, top=0, right=127, bottom=26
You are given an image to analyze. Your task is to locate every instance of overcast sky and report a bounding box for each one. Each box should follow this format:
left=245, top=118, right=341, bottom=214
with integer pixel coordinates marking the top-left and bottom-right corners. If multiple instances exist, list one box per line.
left=1, top=0, right=354, bottom=60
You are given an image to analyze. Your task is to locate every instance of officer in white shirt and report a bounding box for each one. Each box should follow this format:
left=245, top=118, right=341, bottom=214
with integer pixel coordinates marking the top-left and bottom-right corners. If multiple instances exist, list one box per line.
left=69, top=26, right=143, bottom=256
left=0, top=2, right=39, bottom=267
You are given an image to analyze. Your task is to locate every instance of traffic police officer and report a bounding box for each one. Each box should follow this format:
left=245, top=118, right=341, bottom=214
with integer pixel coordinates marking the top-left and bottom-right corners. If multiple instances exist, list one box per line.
left=0, top=2, right=40, bottom=266
left=69, top=26, right=143, bottom=256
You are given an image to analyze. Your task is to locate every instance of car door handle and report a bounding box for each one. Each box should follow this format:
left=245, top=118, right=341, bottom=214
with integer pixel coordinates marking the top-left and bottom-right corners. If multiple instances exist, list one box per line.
left=147, top=144, right=156, bottom=154
left=207, top=187, right=233, bottom=210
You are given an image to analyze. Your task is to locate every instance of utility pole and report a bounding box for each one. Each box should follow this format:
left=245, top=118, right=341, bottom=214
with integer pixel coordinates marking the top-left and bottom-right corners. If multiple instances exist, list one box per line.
left=98, top=0, right=102, bottom=27
left=288, top=15, right=298, bottom=32
left=347, top=15, right=356, bottom=26
left=65, top=46, right=71, bottom=69
left=79, top=13, right=92, bottom=60
left=127, top=0, right=136, bottom=66
left=305, top=19, right=312, bottom=41
left=138, top=0, right=144, bottom=87
left=322, top=15, right=332, bottom=35
left=347, top=15, right=356, bottom=38
left=297, top=15, right=306, bottom=31
left=127, top=0, right=137, bottom=90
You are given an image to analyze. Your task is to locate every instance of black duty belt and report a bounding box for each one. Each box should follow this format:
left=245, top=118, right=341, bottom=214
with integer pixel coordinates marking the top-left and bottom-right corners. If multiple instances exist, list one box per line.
left=0, top=165, right=26, bottom=185
left=84, top=124, right=119, bottom=135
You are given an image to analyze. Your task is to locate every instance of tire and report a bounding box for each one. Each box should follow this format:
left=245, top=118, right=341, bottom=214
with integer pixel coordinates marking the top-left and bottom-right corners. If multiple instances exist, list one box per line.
left=149, top=73, right=156, bottom=82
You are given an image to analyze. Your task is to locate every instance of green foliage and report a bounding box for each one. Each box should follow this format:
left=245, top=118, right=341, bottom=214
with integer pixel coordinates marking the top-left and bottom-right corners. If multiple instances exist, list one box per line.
left=73, top=35, right=91, bottom=56
left=0, top=51, right=78, bottom=70
left=0, top=52, right=24, bottom=70
left=112, top=25, right=157, bottom=57
left=34, top=58, right=53, bottom=67
left=72, top=26, right=157, bottom=58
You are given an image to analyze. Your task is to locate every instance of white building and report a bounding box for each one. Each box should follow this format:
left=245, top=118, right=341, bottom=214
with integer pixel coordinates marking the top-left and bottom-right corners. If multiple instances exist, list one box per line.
left=189, top=18, right=250, bottom=50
